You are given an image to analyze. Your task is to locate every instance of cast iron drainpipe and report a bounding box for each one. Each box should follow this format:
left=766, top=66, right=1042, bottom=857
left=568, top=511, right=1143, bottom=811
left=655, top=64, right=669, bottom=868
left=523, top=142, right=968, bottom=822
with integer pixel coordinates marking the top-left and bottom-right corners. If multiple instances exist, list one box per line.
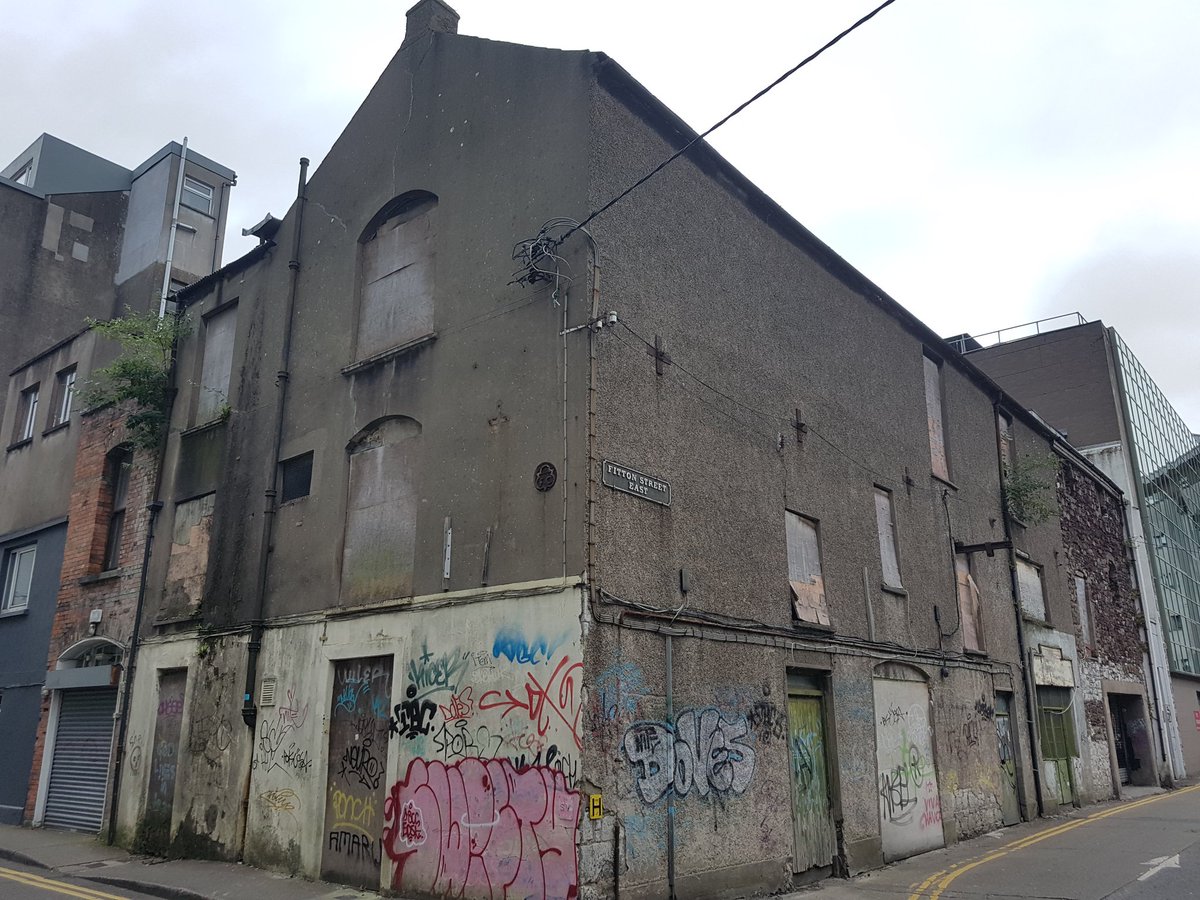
left=241, top=157, right=308, bottom=736
left=105, top=497, right=164, bottom=846
left=994, top=400, right=1044, bottom=819
left=236, top=157, right=307, bottom=859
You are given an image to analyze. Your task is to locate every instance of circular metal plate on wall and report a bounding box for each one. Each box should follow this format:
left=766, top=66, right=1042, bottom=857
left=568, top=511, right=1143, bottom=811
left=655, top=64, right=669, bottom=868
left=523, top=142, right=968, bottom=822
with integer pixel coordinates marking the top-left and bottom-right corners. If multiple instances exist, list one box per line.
left=534, top=462, right=557, bottom=492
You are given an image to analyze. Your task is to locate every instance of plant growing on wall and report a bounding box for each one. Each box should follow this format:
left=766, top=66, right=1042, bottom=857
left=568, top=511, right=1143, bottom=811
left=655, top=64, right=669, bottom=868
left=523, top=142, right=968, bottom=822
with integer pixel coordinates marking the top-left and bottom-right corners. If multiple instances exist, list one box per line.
left=1004, top=452, right=1060, bottom=525
left=79, top=309, right=190, bottom=451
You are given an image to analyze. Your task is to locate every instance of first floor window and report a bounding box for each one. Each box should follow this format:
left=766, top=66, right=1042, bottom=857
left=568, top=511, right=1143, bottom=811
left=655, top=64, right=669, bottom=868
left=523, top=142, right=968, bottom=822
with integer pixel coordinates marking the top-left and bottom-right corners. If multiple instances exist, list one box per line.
left=955, top=553, right=984, bottom=651
left=785, top=511, right=829, bottom=626
left=1017, top=557, right=1047, bottom=621
left=2, top=546, right=36, bottom=612
left=103, top=449, right=133, bottom=570
left=49, top=365, right=76, bottom=427
left=13, top=384, right=38, bottom=443
left=181, top=176, right=214, bottom=214
left=874, top=487, right=903, bottom=589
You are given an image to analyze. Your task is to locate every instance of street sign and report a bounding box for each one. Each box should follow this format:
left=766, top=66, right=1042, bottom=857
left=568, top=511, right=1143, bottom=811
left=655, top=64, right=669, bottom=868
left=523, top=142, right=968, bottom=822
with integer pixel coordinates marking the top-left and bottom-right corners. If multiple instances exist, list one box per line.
left=601, top=460, right=671, bottom=506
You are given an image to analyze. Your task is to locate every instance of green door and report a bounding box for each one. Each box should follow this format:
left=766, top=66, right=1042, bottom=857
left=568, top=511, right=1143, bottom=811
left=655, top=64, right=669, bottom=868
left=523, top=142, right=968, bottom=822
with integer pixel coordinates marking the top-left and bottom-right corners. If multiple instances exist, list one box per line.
left=787, top=691, right=835, bottom=874
left=994, top=693, right=1019, bottom=826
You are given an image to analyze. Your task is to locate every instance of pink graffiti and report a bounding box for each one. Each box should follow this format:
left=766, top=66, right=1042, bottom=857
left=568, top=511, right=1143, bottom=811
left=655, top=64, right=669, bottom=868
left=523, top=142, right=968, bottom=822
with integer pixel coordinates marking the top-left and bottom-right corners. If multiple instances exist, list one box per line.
left=382, top=758, right=580, bottom=900
left=920, top=796, right=942, bottom=830
left=479, top=657, right=584, bottom=751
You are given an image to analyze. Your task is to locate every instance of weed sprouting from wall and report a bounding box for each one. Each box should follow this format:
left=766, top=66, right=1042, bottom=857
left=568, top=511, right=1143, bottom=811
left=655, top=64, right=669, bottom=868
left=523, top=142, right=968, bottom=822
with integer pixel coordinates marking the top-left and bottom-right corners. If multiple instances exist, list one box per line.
left=80, top=310, right=191, bottom=451
left=1004, top=452, right=1060, bottom=526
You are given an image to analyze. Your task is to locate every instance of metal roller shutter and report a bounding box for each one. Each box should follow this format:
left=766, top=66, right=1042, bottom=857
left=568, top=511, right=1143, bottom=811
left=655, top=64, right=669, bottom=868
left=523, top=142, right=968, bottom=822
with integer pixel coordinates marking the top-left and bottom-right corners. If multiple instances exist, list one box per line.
left=43, top=688, right=117, bottom=831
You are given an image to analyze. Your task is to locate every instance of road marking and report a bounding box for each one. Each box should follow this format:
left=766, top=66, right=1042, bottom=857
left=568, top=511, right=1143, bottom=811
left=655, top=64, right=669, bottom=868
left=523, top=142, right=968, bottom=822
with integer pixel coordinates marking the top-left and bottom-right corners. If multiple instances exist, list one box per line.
left=0, top=866, right=131, bottom=900
left=906, top=784, right=1200, bottom=900
left=1138, top=853, right=1180, bottom=881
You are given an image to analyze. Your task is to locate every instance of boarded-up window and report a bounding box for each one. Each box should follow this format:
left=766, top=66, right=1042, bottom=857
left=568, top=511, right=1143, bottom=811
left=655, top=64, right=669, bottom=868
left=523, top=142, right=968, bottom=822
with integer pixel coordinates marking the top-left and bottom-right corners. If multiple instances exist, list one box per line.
left=197, top=303, right=236, bottom=422
left=357, top=194, right=436, bottom=361
left=874, top=487, right=903, bottom=589
left=163, top=493, right=215, bottom=612
left=924, top=354, right=949, bottom=480
left=1017, top=557, right=1047, bottom=621
left=955, top=553, right=984, bottom=651
left=341, top=417, right=420, bottom=603
left=1074, top=575, right=1092, bottom=650
left=786, top=511, right=829, bottom=626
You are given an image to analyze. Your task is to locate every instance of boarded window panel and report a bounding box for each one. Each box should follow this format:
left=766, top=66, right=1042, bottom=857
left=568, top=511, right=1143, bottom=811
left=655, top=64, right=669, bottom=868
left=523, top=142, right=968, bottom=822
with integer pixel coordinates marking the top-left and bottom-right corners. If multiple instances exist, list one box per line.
left=163, top=493, right=216, bottom=613
left=358, top=206, right=435, bottom=360
left=875, top=488, right=903, bottom=589
left=1074, top=575, right=1092, bottom=648
left=786, top=512, right=829, bottom=626
left=342, top=418, right=420, bottom=603
left=924, top=355, right=949, bottom=480
left=198, top=305, right=237, bottom=422
left=1017, top=558, right=1047, bottom=621
left=956, top=553, right=984, bottom=651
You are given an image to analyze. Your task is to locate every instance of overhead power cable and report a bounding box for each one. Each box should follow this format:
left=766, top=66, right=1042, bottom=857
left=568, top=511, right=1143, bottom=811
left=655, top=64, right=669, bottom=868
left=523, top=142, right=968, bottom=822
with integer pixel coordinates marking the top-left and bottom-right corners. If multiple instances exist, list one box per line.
left=566, top=0, right=901, bottom=239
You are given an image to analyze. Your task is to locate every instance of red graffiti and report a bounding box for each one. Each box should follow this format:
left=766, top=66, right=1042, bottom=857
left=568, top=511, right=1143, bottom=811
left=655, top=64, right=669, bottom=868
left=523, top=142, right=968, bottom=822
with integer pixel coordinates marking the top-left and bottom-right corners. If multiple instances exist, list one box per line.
left=479, top=657, right=584, bottom=751
left=382, top=758, right=580, bottom=900
left=439, top=687, right=475, bottom=723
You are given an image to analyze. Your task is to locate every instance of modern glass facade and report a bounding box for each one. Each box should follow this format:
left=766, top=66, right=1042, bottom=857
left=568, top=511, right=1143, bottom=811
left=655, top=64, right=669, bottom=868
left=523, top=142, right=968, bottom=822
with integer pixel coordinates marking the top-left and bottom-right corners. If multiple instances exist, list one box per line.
left=1113, top=331, right=1200, bottom=674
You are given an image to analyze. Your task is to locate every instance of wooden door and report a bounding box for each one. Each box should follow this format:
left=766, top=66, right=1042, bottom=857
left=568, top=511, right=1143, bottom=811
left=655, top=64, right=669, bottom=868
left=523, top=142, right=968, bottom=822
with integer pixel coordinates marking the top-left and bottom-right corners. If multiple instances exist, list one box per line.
left=994, top=693, right=1020, bottom=825
left=787, top=691, right=835, bottom=873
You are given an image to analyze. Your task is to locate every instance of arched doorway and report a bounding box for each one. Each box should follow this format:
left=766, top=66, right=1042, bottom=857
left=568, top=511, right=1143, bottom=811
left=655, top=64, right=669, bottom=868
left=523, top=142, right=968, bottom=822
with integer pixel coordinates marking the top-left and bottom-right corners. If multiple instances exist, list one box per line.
left=873, top=662, right=943, bottom=861
left=37, top=639, right=124, bottom=831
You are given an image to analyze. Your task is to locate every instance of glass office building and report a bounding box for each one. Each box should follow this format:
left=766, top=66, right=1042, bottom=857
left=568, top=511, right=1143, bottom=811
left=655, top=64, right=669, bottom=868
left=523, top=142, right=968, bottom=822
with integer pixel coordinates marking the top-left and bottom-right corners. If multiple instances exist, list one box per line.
left=1114, top=332, right=1200, bottom=675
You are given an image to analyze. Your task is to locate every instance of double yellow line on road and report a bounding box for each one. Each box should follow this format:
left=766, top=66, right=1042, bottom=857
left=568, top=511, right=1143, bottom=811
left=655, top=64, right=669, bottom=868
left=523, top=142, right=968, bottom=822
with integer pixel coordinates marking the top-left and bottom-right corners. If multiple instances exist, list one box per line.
left=0, top=865, right=131, bottom=900
left=908, top=783, right=1200, bottom=900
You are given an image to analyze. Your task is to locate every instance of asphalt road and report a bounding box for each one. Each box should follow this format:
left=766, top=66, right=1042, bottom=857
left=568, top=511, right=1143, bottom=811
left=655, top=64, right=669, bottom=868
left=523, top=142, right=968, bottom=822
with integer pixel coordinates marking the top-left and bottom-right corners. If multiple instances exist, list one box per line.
left=790, top=784, right=1200, bottom=899
left=0, top=860, right=162, bottom=900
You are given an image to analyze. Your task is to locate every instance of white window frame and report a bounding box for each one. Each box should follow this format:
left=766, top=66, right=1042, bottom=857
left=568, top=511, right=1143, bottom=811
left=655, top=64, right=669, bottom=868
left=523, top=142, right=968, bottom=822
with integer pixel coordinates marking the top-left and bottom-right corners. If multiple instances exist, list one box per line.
left=181, top=175, right=214, bottom=215
left=14, top=384, right=39, bottom=443
left=2, top=545, right=36, bottom=613
left=50, top=366, right=75, bottom=427
left=874, top=486, right=903, bottom=590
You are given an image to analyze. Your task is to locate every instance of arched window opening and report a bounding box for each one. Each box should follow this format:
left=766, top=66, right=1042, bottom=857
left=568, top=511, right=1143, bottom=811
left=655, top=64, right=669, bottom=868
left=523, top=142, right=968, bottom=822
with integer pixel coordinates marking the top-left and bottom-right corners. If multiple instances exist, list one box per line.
left=356, top=192, right=438, bottom=362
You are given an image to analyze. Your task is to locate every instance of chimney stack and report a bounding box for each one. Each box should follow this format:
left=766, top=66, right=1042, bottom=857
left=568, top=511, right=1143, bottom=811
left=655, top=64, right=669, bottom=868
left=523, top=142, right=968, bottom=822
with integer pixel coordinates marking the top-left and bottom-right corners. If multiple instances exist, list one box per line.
left=404, top=0, right=460, bottom=47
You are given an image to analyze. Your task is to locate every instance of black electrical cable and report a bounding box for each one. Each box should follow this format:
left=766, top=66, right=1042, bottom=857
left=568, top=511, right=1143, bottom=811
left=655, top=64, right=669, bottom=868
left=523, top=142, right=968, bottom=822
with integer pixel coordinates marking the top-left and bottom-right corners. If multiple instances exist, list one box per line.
left=563, top=0, right=901, bottom=240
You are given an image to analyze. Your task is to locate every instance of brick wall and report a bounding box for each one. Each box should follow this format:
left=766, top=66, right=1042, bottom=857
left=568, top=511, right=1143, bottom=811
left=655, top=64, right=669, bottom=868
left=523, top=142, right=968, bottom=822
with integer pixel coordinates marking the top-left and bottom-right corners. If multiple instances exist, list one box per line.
left=23, top=404, right=158, bottom=821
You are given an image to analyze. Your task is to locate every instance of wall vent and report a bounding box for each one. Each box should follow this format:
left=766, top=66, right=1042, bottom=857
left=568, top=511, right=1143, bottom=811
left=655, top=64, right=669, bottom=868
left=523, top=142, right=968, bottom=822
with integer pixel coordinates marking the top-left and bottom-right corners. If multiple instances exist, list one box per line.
left=259, top=676, right=278, bottom=707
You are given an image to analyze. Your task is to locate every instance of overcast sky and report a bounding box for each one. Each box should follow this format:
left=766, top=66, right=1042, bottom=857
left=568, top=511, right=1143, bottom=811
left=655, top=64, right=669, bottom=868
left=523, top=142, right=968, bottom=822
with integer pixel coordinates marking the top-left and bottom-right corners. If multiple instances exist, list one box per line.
left=4, top=0, right=1197, bottom=429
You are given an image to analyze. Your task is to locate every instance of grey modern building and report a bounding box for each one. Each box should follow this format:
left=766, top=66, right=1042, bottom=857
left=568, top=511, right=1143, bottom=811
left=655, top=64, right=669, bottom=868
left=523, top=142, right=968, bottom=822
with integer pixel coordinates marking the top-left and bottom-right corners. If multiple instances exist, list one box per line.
left=962, top=318, right=1197, bottom=777
left=0, top=135, right=234, bottom=826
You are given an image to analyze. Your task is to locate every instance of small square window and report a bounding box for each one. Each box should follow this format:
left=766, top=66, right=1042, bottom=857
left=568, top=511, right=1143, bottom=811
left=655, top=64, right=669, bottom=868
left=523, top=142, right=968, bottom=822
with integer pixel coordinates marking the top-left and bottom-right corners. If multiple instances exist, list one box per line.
left=12, top=384, right=39, bottom=444
left=48, top=366, right=76, bottom=428
left=280, top=452, right=313, bottom=504
left=2, top=545, right=36, bottom=613
left=181, top=176, right=214, bottom=215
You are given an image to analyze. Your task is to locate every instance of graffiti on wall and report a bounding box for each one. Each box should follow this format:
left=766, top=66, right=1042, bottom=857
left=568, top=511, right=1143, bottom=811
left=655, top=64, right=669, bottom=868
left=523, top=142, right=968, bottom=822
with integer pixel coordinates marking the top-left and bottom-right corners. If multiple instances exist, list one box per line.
left=479, top=656, right=584, bottom=752
left=255, top=687, right=311, bottom=777
left=874, top=676, right=943, bottom=860
left=322, top=656, right=393, bottom=889
left=382, top=757, right=579, bottom=899
left=622, top=708, right=756, bottom=803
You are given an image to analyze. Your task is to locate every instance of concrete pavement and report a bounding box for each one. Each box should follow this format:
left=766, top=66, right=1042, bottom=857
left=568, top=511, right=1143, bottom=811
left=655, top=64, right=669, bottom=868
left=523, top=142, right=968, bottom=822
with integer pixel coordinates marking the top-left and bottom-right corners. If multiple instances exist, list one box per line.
left=0, top=823, right=380, bottom=900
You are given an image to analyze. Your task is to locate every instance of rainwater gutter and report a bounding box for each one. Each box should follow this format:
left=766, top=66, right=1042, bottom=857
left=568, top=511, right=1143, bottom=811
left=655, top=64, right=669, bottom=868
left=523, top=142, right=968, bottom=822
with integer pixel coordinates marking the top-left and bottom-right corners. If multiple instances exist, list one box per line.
left=241, top=157, right=308, bottom=732
left=994, top=400, right=1043, bottom=819
left=158, top=139, right=189, bottom=318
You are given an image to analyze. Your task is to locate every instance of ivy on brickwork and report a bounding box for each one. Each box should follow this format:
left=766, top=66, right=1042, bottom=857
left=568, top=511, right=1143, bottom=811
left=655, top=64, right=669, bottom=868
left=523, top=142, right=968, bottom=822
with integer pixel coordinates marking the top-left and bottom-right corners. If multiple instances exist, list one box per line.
left=1004, top=452, right=1060, bottom=526
left=79, top=310, right=191, bottom=451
